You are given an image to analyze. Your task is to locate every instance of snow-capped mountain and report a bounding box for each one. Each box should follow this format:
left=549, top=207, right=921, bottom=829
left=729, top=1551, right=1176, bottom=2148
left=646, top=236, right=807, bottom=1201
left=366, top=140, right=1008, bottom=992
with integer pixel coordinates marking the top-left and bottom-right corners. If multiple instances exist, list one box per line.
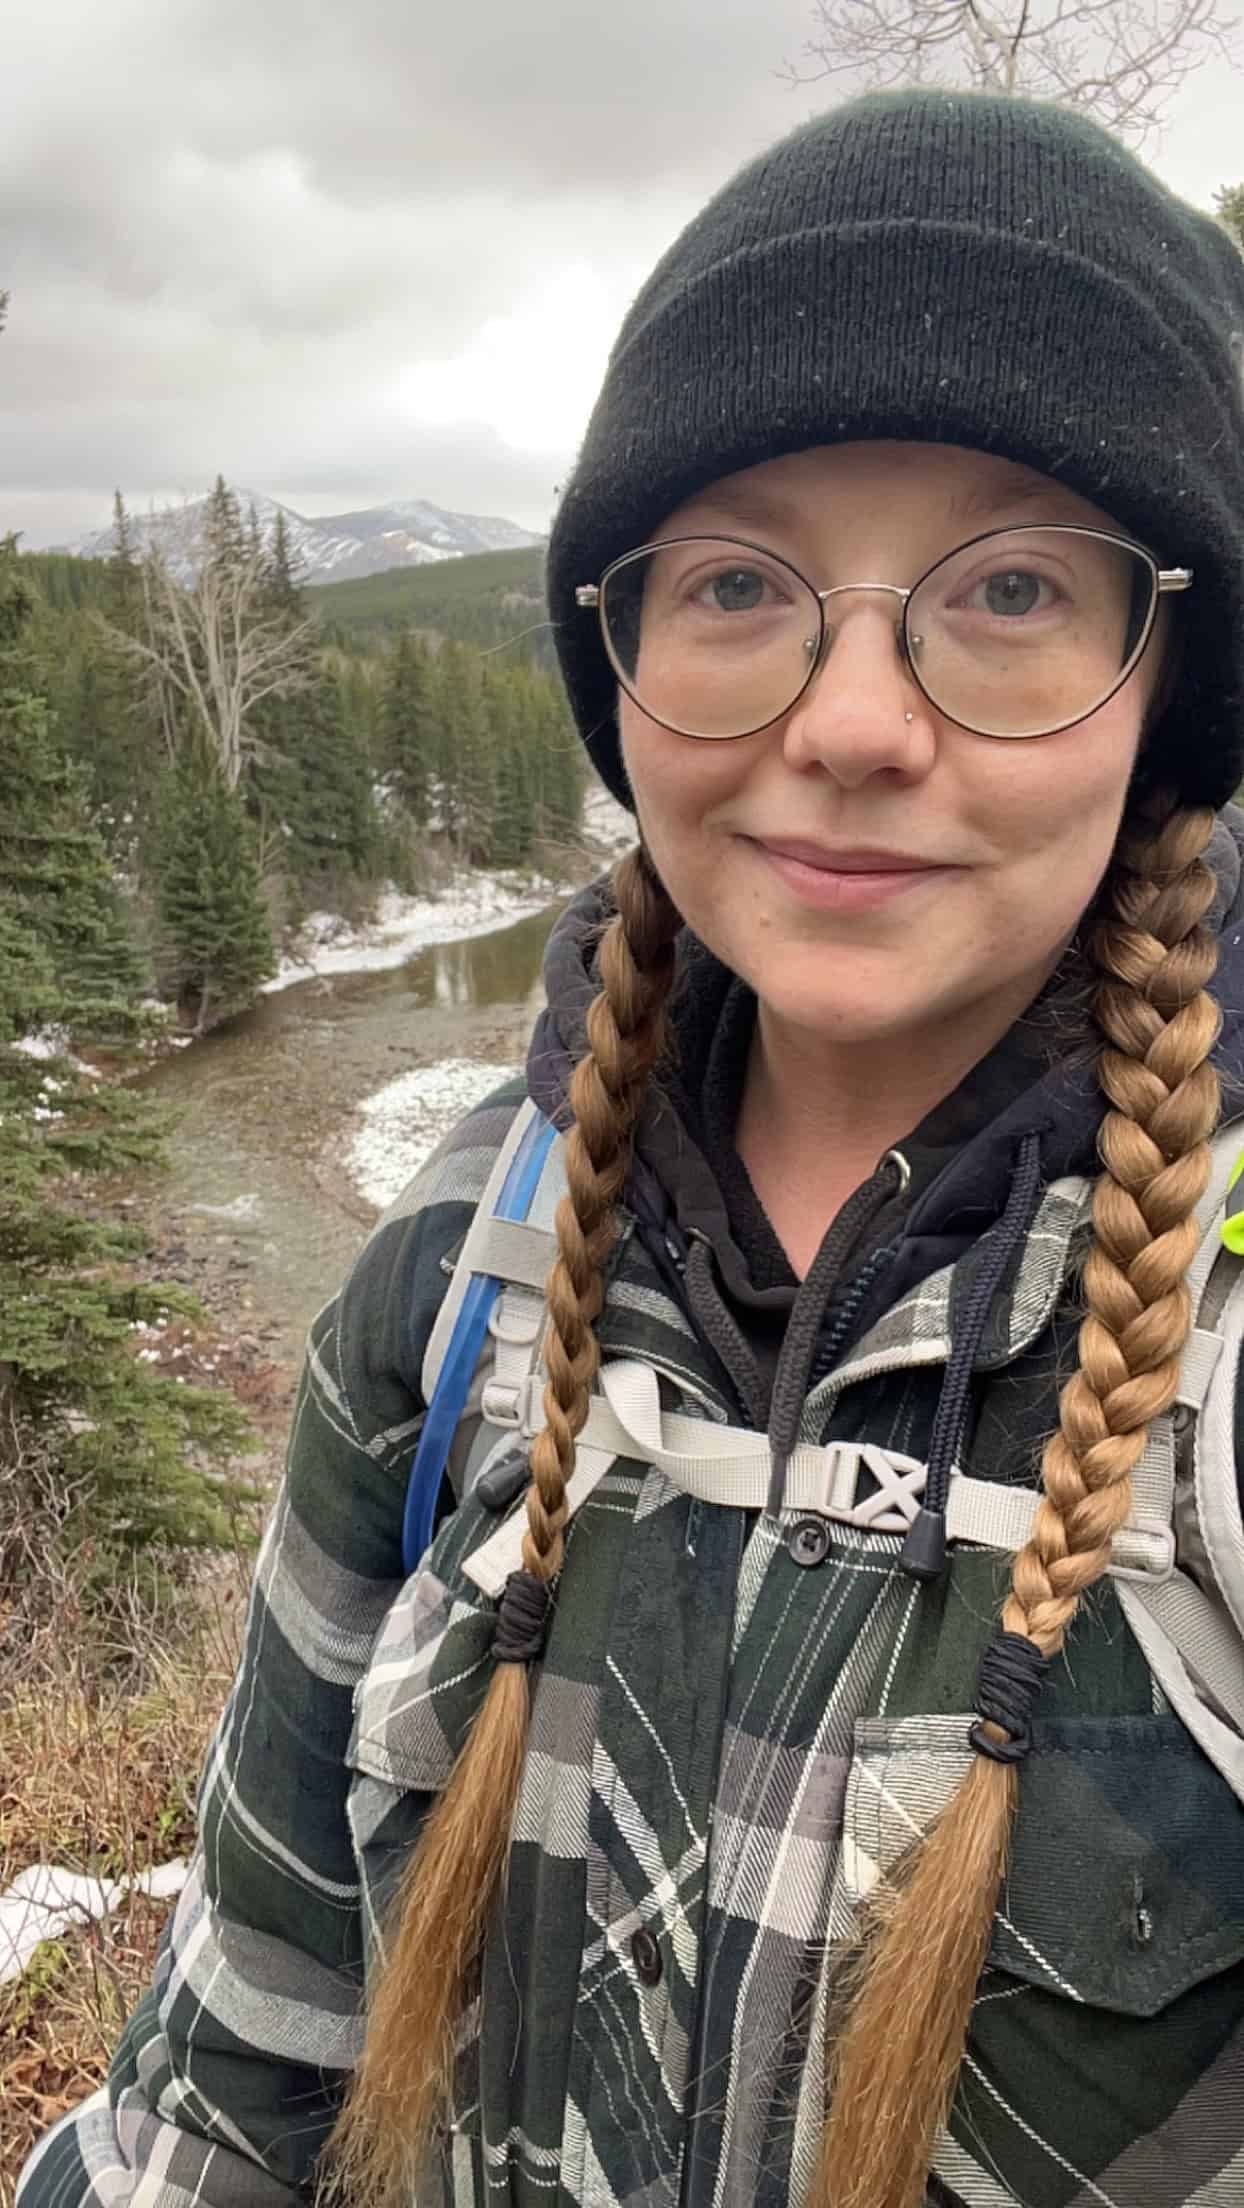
left=55, top=492, right=542, bottom=584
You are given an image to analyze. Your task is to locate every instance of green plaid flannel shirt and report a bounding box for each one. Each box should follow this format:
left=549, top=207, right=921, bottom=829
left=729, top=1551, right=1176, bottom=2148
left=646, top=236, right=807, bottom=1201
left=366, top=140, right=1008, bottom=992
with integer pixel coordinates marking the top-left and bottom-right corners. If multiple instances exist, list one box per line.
left=19, top=1081, right=1244, bottom=2208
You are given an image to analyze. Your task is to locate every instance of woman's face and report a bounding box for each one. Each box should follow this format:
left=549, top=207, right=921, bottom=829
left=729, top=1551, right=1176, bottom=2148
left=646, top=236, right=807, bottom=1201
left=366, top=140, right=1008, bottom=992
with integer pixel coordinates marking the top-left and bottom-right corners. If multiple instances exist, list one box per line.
left=619, top=441, right=1169, bottom=1055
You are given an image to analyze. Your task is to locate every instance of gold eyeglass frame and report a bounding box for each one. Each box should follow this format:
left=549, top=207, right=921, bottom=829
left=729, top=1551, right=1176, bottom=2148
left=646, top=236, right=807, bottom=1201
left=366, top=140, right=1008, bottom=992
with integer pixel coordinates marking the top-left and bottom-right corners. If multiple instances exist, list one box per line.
left=575, top=525, right=1193, bottom=743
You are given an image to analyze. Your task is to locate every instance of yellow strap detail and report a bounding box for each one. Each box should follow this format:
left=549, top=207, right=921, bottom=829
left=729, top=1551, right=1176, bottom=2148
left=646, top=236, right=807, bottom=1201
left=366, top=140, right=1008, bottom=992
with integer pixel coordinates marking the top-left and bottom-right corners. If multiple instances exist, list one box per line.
left=1220, top=1147, right=1244, bottom=1253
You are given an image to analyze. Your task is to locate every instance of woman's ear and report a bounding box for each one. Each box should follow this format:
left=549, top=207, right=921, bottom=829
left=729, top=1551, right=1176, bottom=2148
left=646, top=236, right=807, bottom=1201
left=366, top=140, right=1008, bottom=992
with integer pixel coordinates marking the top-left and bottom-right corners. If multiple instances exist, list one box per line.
left=1128, top=614, right=1184, bottom=805
left=1143, top=611, right=1184, bottom=737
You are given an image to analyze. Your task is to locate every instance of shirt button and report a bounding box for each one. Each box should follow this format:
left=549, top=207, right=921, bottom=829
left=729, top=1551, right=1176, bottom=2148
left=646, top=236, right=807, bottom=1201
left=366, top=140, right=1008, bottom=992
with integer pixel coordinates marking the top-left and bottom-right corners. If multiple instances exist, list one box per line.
left=631, top=1927, right=663, bottom=1986
left=788, top=1517, right=831, bottom=1569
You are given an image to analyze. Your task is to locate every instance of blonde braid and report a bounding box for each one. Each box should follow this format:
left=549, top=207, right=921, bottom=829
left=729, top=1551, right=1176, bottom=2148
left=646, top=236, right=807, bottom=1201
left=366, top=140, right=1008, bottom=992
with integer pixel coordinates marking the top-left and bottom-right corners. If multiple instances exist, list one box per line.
left=818, top=800, right=1222, bottom=2208
left=326, top=845, right=679, bottom=2208
left=525, top=845, right=679, bottom=1586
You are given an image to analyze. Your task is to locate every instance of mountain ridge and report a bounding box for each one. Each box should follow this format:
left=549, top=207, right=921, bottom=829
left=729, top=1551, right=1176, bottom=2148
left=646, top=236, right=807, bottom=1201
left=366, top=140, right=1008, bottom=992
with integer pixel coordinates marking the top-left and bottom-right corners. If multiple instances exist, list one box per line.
left=53, top=490, right=544, bottom=586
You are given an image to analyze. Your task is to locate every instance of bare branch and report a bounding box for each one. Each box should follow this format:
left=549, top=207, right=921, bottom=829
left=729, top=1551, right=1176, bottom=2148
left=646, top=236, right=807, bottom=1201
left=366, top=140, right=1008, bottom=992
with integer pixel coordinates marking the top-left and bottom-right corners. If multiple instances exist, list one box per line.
left=97, top=508, right=314, bottom=788
left=788, top=0, right=1241, bottom=144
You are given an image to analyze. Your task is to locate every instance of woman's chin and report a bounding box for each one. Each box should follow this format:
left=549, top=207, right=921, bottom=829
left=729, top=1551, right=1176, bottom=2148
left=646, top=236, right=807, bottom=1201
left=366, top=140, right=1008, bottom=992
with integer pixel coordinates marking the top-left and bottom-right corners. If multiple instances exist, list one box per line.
left=751, top=976, right=935, bottom=1047
left=737, top=943, right=946, bottom=1045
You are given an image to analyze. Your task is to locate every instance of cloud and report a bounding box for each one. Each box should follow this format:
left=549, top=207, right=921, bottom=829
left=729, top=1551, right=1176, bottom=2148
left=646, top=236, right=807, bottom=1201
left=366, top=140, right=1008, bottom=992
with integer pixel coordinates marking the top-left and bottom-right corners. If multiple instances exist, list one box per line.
left=1, top=0, right=1240, bottom=545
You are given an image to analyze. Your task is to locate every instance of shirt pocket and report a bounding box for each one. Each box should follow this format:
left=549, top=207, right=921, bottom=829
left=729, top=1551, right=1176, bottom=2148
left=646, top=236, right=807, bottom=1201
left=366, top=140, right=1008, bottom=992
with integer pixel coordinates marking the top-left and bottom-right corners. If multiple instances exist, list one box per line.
left=843, top=1710, right=1244, bottom=2009
left=837, top=1712, right=1244, bottom=2203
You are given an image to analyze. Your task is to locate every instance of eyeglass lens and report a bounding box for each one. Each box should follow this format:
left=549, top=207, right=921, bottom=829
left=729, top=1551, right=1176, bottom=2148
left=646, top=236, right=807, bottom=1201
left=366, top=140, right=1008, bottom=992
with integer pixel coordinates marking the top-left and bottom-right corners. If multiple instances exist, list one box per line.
left=599, top=530, right=1157, bottom=740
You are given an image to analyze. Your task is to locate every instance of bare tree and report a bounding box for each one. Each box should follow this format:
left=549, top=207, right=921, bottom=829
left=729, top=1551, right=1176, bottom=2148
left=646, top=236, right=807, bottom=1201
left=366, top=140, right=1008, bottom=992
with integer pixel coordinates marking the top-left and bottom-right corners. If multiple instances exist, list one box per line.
left=788, top=0, right=1239, bottom=146
left=105, top=507, right=315, bottom=790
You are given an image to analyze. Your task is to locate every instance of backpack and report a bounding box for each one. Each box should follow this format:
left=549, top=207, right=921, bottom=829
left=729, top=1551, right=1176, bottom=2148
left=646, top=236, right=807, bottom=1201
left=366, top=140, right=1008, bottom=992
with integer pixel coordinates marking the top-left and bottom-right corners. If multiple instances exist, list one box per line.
left=406, top=1100, right=1244, bottom=1807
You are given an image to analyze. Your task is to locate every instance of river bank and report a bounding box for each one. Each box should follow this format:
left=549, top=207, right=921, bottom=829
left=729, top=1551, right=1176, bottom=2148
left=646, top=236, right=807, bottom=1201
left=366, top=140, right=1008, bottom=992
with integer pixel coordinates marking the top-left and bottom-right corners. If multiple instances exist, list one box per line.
left=104, top=914, right=558, bottom=1506
left=103, top=797, right=631, bottom=1475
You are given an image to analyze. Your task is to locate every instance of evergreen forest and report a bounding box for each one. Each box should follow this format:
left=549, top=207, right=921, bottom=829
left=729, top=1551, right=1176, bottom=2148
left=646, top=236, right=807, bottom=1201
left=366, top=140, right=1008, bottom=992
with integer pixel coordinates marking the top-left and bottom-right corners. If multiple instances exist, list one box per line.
left=24, top=484, right=583, bottom=1032
left=2, top=368, right=586, bottom=1633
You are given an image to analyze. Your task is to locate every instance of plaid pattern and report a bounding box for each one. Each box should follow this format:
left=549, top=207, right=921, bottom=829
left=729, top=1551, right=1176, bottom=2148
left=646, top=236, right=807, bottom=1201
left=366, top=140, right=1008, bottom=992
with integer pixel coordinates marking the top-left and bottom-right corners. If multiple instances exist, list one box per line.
left=18, top=1083, right=1244, bottom=2208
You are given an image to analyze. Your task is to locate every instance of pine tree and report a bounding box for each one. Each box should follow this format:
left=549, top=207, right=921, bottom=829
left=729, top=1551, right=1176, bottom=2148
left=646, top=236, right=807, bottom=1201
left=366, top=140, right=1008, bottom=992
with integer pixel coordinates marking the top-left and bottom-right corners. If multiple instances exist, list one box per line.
left=153, top=730, right=276, bottom=1032
left=108, top=489, right=141, bottom=626
left=1, top=540, right=150, bottom=1024
left=527, top=668, right=584, bottom=846
left=434, top=642, right=496, bottom=861
left=486, top=665, right=539, bottom=866
left=242, top=516, right=380, bottom=909
left=0, top=530, right=250, bottom=1619
left=265, top=506, right=303, bottom=618
left=273, top=674, right=380, bottom=905
left=33, top=500, right=164, bottom=848
left=549, top=715, right=585, bottom=842
left=203, top=472, right=245, bottom=577
left=340, top=655, right=381, bottom=769
left=273, top=509, right=292, bottom=580
left=382, top=629, right=436, bottom=821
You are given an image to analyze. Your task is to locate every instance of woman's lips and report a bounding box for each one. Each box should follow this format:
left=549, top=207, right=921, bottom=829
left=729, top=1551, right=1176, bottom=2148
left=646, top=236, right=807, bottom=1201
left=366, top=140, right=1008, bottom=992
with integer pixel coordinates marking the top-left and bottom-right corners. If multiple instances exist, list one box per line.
left=747, top=836, right=959, bottom=912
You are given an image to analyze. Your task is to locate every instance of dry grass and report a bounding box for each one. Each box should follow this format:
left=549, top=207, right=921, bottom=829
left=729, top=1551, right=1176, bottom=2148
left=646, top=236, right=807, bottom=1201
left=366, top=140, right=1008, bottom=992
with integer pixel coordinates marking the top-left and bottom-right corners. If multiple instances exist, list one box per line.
left=0, top=1550, right=252, bottom=2206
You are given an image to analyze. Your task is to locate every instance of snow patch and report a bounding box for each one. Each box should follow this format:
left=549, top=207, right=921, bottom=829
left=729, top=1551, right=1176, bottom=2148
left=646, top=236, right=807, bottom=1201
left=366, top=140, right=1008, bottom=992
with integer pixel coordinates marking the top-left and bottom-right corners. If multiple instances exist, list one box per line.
left=1, top=1860, right=188, bottom=1988
left=581, top=786, right=634, bottom=855
left=14, top=1030, right=104, bottom=1079
left=348, top=1059, right=517, bottom=1209
left=263, top=871, right=561, bottom=994
left=189, top=1193, right=264, bottom=1223
left=14, top=1030, right=70, bottom=1061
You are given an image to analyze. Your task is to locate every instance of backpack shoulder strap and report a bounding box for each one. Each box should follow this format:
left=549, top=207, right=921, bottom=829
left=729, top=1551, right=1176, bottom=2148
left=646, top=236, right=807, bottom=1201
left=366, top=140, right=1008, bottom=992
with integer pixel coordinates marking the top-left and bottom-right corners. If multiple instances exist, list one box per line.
left=1116, top=1115, right=1244, bottom=1803
left=420, top=1098, right=561, bottom=1405
left=1183, top=1120, right=1244, bottom=1654
left=402, top=1101, right=564, bottom=1573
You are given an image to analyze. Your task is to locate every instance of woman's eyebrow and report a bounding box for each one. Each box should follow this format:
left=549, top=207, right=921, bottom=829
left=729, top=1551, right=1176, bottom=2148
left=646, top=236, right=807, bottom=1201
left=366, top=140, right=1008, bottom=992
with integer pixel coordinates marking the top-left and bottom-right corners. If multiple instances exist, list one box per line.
left=675, top=483, right=800, bottom=534
left=948, top=471, right=1070, bottom=525
left=678, top=469, right=1071, bottom=539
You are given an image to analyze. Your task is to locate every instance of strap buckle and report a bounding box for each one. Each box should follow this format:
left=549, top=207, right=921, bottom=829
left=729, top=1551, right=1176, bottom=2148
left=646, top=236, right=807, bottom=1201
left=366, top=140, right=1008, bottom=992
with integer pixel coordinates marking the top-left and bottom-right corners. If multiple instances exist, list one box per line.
left=820, top=1443, right=928, bottom=1534
left=481, top=1371, right=544, bottom=1436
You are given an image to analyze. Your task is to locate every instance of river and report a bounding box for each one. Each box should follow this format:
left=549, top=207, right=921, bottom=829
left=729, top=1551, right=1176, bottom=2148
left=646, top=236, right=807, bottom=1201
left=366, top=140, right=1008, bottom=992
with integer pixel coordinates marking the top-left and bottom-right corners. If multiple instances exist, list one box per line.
left=133, top=901, right=561, bottom=1372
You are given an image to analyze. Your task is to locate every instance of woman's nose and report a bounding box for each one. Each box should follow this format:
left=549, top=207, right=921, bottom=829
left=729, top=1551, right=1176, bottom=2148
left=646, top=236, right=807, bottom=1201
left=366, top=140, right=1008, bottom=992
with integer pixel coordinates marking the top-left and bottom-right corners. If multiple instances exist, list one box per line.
left=780, top=603, right=934, bottom=786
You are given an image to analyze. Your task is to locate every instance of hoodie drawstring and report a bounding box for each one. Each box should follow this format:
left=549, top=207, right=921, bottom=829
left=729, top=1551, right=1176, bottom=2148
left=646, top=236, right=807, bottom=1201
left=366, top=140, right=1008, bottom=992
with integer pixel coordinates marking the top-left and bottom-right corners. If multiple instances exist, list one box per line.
left=900, top=1129, right=1046, bottom=1580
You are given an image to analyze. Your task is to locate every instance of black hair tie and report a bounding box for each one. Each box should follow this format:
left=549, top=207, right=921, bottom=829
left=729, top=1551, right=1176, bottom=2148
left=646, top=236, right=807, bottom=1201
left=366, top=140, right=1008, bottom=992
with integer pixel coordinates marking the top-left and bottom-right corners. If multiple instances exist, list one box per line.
left=494, top=1568, right=552, bottom=1665
left=968, top=1629, right=1049, bottom=1765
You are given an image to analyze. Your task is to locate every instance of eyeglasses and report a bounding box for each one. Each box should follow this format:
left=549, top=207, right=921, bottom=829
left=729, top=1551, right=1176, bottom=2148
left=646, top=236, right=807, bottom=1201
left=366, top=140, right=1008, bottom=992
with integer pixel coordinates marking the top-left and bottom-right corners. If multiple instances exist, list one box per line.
left=575, top=527, right=1192, bottom=742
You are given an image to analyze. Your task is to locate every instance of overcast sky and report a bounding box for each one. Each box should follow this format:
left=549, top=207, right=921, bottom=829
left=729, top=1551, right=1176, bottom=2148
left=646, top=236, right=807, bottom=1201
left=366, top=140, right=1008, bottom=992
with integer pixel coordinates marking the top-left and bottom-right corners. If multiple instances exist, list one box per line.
left=3, top=0, right=1242, bottom=549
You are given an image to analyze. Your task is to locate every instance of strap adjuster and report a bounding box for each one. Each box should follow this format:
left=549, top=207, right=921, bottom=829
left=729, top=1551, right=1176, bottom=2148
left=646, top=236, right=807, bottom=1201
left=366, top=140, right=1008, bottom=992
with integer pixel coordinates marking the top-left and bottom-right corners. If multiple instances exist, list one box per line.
left=1107, top=1519, right=1177, bottom=1582
left=481, top=1372, right=544, bottom=1435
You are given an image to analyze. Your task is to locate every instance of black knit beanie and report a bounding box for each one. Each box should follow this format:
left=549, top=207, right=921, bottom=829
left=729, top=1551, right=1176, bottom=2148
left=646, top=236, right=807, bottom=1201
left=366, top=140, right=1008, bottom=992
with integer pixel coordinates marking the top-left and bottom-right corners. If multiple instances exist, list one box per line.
left=547, top=90, right=1244, bottom=811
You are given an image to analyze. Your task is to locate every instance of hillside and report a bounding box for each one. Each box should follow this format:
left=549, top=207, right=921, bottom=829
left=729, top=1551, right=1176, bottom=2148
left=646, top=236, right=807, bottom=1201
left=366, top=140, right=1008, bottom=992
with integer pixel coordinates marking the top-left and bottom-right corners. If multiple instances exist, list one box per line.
left=17, top=549, right=115, bottom=614
left=52, top=493, right=542, bottom=587
left=17, top=539, right=562, bottom=673
left=308, top=543, right=555, bottom=665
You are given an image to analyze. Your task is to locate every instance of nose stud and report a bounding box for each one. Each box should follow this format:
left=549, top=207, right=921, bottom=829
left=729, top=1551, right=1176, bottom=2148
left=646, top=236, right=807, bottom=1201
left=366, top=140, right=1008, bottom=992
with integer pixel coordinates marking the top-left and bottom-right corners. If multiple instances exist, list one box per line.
left=904, top=711, right=914, bottom=723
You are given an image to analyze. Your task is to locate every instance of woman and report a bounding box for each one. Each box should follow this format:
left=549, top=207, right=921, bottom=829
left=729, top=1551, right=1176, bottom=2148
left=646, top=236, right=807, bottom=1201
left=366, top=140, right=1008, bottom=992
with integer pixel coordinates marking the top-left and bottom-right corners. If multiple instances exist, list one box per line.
left=19, top=88, right=1244, bottom=2208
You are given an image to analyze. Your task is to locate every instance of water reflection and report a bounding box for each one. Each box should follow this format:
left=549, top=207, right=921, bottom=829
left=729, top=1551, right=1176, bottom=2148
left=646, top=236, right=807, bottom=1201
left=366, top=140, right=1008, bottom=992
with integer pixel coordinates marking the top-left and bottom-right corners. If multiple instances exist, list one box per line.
left=406, top=905, right=561, bottom=1014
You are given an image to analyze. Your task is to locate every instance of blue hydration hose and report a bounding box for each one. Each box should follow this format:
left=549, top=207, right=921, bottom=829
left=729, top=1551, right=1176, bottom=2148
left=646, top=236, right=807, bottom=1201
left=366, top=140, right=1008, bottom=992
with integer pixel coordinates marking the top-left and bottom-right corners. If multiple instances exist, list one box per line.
left=401, top=1109, right=556, bottom=1574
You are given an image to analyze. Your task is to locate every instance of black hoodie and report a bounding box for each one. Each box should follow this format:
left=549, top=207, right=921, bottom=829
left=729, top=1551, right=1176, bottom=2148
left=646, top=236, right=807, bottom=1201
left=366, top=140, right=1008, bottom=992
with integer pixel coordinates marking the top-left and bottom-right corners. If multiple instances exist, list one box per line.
left=528, top=810, right=1244, bottom=1459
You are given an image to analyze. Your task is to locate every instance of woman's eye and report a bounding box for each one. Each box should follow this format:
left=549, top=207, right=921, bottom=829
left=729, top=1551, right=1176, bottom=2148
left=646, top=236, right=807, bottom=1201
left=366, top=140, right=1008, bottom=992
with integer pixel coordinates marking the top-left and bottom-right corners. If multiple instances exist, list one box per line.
left=970, top=568, right=1053, bottom=617
left=698, top=567, right=771, bottom=613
